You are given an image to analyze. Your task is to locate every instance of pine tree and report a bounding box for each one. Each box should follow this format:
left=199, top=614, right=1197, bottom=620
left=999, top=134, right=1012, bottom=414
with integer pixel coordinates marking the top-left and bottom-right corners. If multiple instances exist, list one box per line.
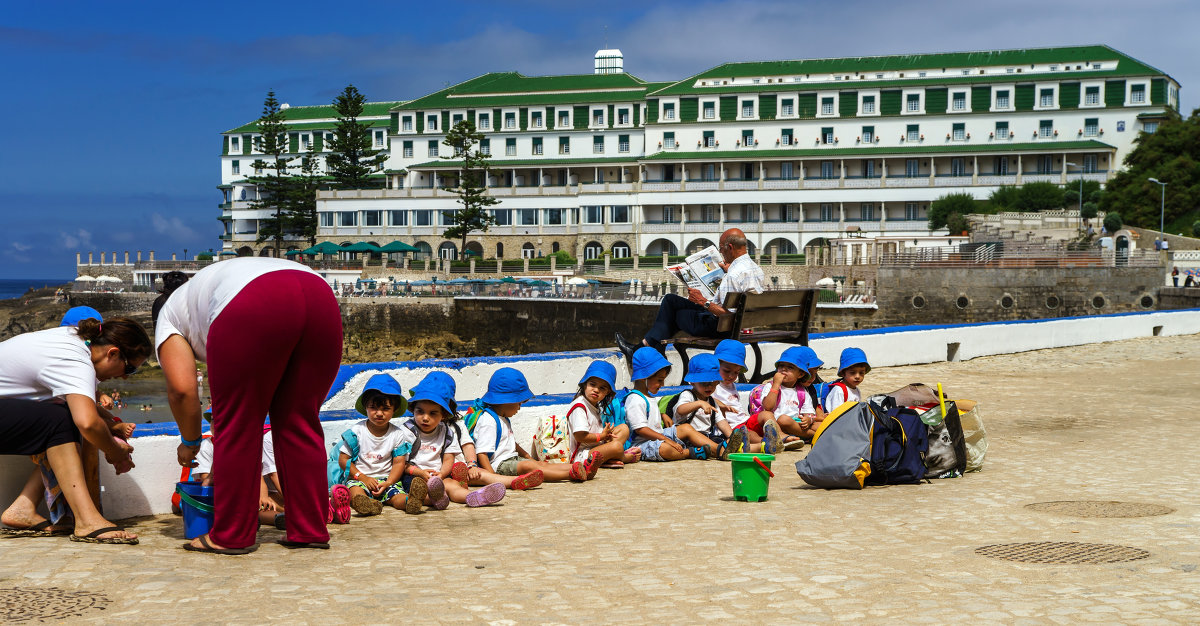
left=441, top=120, right=499, bottom=256
left=284, top=154, right=323, bottom=246
left=326, top=85, right=387, bottom=189
left=249, top=91, right=296, bottom=255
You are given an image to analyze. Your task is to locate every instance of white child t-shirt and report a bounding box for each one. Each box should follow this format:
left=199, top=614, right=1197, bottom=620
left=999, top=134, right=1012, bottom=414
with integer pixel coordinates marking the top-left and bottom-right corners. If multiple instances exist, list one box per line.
left=0, top=326, right=97, bottom=401
left=193, top=438, right=215, bottom=475
left=470, top=409, right=519, bottom=465
left=567, top=397, right=603, bottom=463
left=339, top=420, right=413, bottom=478
left=712, top=383, right=750, bottom=428
left=750, top=383, right=812, bottom=420
left=673, top=390, right=725, bottom=434
left=406, top=422, right=462, bottom=471
left=823, top=384, right=862, bottom=412
left=623, top=391, right=660, bottom=443
left=262, top=430, right=276, bottom=476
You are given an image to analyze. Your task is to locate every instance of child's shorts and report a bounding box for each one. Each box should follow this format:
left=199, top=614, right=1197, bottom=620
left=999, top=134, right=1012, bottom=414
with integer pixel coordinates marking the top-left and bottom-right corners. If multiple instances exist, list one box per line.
left=635, top=426, right=685, bottom=462
left=347, top=477, right=403, bottom=502
left=495, top=456, right=522, bottom=476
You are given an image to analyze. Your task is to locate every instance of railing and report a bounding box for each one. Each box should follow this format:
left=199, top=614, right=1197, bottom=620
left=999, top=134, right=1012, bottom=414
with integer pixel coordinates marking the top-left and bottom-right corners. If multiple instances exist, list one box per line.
left=881, top=245, right=1160, bottom=268
left=684, top=181, right=720, bottom=191
left=803, top=179, right=840, bottom=189
left=885, top=177, right=930, bottom=187
left=934, top=176, right=973, bottom=187
left=132, top=260, right=217, bottom=270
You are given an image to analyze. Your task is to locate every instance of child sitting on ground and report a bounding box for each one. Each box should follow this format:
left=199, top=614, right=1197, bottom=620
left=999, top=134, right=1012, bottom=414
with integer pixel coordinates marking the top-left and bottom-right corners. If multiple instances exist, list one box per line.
left=466, top=367, right=584, bottom=484
left=822, top=347, right=871, bottom=412
left=402, top=374, right=506, bottom=508
left=669, top=354, right=732, bottom=460
left=569, top=361, right=639, bottom=477
left=749, top=347, right=818, bottom=444
left=625, top=347, right=698, bottom=462
left=332, top=374, right=425, bottom=519
left=711, top=340, right=766, bottom=455
left=193, top=416, right=285, bottom=530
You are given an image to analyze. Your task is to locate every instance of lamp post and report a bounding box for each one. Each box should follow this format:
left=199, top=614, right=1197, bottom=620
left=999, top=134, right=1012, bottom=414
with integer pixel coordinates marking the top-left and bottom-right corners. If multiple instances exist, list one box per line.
left=1065, top=162, right=1083, bottom=232
left=1148, top=177, right=1167, bottom=247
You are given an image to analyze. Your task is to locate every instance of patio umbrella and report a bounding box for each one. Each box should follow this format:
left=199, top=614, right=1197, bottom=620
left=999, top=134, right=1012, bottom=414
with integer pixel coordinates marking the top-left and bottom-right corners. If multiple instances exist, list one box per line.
left=74, top=275, right=96, bottom=281
left=96, top=275, right=121, bottom=282
left=343, top=242, right=382, bottom=253
left=303, top=241, right=341, bottom=255
left=379, top=241, right=420, bottom=253
left=218, top=250, right=238, bottom=256
left=284, top=249, right=304, bottom=256
left=565, top=277, right=588, bottom=285
left=500, top=277, right=518, bottom=283
left=527, top=280, right=551, bottom=286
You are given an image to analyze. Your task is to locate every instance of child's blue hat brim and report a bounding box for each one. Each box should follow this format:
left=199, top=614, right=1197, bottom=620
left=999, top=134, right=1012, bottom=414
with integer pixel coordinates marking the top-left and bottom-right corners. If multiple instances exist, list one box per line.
left=838, top=347, right=871, bottom=376
left=482, top=367, right=533, bottom=405
left=417, top=371, right=457, bottom=396
left=684, top=353, right=722, bottom=383
left=408, top=381, right=456, bottom=418
left=792, top=346, right=824, bottom=370
left=776, top=346, right=813, bottom=372
left=630, top=347, right=671, bottom=382
left=355, top=373, right=407, bottom=416
left=60, top=306, right=103, bottom=327
left=713, top=339, right=747, bottom=370
left=579, top=360, right=617, bottom=390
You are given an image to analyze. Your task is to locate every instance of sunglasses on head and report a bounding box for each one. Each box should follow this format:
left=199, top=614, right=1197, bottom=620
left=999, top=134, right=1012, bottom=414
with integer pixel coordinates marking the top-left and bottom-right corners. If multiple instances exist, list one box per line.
left=121, top=353, right=140, bottom=377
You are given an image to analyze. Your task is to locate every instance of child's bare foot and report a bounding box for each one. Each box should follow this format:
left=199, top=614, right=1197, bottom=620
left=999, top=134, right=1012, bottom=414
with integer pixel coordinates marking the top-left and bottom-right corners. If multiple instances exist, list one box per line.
left=622, top=448, right=642, bottom=464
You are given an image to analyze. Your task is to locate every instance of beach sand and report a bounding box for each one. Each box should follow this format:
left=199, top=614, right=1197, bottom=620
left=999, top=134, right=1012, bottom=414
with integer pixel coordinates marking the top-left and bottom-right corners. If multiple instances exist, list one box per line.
left=2, top=333, right=1198, bottom=623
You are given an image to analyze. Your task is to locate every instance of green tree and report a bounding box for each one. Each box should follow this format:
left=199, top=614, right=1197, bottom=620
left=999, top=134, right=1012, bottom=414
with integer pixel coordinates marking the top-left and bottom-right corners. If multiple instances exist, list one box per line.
left=326, top=85, right=387, bottom=189
left=441, top=120, right=499, bottom=255
left=1099, top=109, right=1199, bottom=229
left=928, top=192, right=978, bottom=231
left=1081, top=202, right=1099, bottom=223
left=283, top=154, right=323, bottom=246
left=1104, top=211, right=1123, bottom=233
left=249, top=90, right=296, bottom=255
left=989, top=185, right=1022, bottom=210
left=1016, top=181, right=1065, bottom=212
left=1192, top=221, right=1200, bottom=238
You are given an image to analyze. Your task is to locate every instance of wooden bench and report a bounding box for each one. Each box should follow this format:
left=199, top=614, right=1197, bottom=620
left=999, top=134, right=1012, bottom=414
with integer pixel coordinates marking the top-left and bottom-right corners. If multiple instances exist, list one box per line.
left=670, top=288, right=818, bottom=384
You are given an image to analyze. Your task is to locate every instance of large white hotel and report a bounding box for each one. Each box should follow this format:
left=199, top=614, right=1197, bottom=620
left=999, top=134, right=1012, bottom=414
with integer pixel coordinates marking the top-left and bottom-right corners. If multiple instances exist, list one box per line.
left=218, top=45, right=1178, bottom=261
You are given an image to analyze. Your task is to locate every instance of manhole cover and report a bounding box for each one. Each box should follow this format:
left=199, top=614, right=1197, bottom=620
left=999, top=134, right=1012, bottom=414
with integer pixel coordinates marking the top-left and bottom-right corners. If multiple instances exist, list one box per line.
left=0, top=587, right=111, bottom=622
left=1025, top=501, right=1175, bottom=518
left=975, top=542, right=1150, bottom=564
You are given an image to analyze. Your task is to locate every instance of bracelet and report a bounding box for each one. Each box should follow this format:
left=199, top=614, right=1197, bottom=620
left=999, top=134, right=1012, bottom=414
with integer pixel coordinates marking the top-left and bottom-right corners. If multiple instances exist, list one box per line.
left=180, top=435, right=202, bottom=447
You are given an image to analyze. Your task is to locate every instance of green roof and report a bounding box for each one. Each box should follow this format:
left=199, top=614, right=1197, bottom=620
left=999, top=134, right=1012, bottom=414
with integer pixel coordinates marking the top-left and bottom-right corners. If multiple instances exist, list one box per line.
left=224, top=101, right=404, bottom=134
left=649, top=45, right=1170, bottom=96
left=408, top=155, right=638, bottom=169
left=393, top=72, right=670, bottom=110
left=640, top=140, right=1116, bottom=161
left=447, top=72, right=648, bottom=95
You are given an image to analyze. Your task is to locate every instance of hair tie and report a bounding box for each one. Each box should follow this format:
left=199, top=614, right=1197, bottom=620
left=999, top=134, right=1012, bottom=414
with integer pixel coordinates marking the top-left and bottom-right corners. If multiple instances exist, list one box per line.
left=97, top=323, right=102, bottom=334
left=84, top=339, right=91, bottom=346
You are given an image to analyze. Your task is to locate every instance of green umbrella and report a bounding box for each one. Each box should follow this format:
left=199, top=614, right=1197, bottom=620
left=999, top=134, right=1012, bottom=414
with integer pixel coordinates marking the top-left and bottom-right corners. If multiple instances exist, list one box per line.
left=303, top=241, right=341, bottom=255
left=284, top=249, right=304, bottom=256
left=343, top=242, right=382, bottom=253
left=379, top=241, right=420, bottom=253
left=463, top=249, right=481, bottom=257
left=500, top=277, right=519, bottom=283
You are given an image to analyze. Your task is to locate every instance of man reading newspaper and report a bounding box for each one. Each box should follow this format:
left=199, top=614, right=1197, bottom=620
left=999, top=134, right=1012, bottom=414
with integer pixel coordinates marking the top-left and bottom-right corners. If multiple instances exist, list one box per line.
left=617, top=228, right=766, bottom=358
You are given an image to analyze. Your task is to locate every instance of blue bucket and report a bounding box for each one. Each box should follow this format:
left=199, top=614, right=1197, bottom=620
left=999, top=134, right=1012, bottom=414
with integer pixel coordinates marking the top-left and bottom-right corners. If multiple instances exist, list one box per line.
left=176, top=481, right=214, bottom=539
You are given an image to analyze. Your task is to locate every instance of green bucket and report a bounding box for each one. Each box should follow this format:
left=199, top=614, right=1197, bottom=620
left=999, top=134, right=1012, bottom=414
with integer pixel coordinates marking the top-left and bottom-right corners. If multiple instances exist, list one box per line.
left=729, top=453, right=775, bottom=502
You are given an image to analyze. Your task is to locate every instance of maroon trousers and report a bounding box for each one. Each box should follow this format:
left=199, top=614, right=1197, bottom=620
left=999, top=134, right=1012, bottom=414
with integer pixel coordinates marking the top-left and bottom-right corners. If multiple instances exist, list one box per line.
left=207, top=270, right=342, bottom=548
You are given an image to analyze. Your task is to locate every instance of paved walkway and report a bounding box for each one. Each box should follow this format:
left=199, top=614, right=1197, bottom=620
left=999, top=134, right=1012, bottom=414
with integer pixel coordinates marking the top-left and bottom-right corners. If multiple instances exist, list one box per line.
left=2, top=335, right=1199, bottom=623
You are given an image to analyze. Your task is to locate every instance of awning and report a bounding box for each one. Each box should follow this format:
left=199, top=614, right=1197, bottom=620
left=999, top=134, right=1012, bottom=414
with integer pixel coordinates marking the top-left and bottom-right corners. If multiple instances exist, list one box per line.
left=343, top=242, right=382, bottom=253
left=303, top=242, right=342, bottom=255
left=379, top=241, right=420, bottom=253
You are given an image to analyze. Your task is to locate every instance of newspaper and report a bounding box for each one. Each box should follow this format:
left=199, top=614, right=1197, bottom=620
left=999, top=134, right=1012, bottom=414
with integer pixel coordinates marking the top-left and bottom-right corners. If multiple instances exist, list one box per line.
left=667, top=245, right=725, bottom=301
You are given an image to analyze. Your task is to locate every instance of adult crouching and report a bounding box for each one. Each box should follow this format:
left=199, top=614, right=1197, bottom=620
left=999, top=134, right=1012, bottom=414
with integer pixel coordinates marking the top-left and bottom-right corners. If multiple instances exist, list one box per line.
left=154, top=258, right=343, bottom=555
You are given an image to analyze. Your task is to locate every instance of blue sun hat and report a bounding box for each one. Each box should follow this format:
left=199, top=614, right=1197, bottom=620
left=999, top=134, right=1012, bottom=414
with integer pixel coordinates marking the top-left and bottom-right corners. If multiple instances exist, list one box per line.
left=775, top=346, right=810, bottom=371
left=630, top=347, right=671, bottom=382
left=60, top=306, right=103, bottom=327
left=355, top=373, right=407, bottom=416
left=408, top=380, right=457, bottom=418
left=684, top=353, right=722, bottom=383
left=410, top=371, right=458, bottom=414
left=838, top=347, right=871, bottom=376
left=482, top=367, right=534, bottom=405
left=785, top=345, right=823, bottom=371
left=714, top=339, right=747, bottom=370
left=579, top=360, right=617, bottom=390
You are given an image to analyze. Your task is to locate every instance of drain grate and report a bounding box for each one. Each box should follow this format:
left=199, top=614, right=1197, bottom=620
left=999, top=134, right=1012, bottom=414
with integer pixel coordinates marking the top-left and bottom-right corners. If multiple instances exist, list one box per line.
left=975, top=542, right=1149, bottom=564
left=1025, top=500, right=1174, bottom=518
left=0, top=587, right=111, bottom=622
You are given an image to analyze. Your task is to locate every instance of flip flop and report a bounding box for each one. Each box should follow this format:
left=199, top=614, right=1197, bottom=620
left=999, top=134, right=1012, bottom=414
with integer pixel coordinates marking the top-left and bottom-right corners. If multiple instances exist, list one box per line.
left=69, top=526, right=139, bottom=546
left=623, top=448, right=642, bottom=464
left=782, top=437, right=806, bottom=451
left=182, top=534, right=255, bottom=555
left=0, top=520, right=70, bottom=538
left=465, top=482, right=506, bottom=507
left=278, top=539, right=330, bottom=549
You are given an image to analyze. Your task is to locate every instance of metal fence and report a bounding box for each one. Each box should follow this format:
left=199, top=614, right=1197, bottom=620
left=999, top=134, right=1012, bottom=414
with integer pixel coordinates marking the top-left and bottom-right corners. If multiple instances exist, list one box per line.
left=880, top=245, right=1159, bottom=268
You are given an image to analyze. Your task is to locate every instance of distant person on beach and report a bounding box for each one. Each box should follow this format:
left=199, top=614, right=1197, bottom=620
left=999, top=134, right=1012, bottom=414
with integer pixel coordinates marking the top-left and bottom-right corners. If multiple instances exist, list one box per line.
left=0, top=317, right=149, bottom=545
left=1172, top=267, right=1179, bottom=286
left=153, top=258, right=342, bottom=555
left=616, top=228, right=765, bottom=358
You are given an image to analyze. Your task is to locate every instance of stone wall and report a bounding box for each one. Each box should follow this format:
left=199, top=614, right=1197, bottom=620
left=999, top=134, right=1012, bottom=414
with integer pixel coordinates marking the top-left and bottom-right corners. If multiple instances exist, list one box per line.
left=1157, top=287, right=1200, bottom=311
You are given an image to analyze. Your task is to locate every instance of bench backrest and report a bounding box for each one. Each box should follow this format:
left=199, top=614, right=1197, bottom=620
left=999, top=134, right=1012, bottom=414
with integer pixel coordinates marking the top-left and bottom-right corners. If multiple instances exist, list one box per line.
left=715, top=289, right=818, bottom=336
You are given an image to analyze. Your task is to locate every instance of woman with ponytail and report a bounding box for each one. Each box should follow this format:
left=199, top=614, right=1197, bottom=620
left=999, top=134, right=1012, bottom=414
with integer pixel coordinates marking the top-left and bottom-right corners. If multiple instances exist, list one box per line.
left=154, top=256, right=341, bottom=554
left=0, top=316, right=150, bottom=544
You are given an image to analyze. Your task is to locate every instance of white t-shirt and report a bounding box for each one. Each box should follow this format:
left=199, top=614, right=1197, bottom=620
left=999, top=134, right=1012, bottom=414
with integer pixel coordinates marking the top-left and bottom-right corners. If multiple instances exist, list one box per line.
left=262, top=430, right=276, bottom=476
left=624, top=391, right=660, bottom=442
left=568, top=397, right=603, bottom=463
left=674, top=390, right=723, bottom=433
left=823, top=384, right=862, bottom=412
left=406, top=422, right=461, bottom=471
left=193, top=438, right=215, bottom=475
left=750, top=383, right=810, bottom=420
left=339, top=420, right=413, bottom=478
left=0, top=326, right=96, bottom=401
left=713, top=253, right=766, bottom=306
left=713, top=383, right=750, bottom=428
left=470, top=409, right=519, bottom=465
left=154, top=257, right=321, bottom=363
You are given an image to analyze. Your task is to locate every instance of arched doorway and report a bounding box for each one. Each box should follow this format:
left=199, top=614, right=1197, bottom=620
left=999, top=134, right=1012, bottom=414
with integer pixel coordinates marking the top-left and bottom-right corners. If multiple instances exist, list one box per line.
left=236, top=246, right=254, bottom=257
left=764, top=238, right=798, bottom=254
left=521, top=242, right=535, bottom=259
left=413, top=241, right=433, bottom=260
left=465, top=241, right=484, bottom=258
left=645, top=238, right=678, bottom=256
left=496, top=242, right=504, bottom=259
left=686, top=238, right=716, bottom=255
left=584, top=241, right=604, bottom=260
left=258, top=247, right=275, bottom=257
left=611, top=241, right=630, bottom=258
left=438, top=241, right=458, bottom=261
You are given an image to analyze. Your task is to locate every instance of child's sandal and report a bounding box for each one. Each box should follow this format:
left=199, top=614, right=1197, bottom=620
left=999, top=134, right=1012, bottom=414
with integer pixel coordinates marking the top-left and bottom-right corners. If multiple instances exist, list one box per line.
left=568, top=462, right=587, bottom=482
left=450, top=461, right=470, bottom=486
left=405, top=476, right=428, bottom=514
left=509, top=470, right=543, bottom=491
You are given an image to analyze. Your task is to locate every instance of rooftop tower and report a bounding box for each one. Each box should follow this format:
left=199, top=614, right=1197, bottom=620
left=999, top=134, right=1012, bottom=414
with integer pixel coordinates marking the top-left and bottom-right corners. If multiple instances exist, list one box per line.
left=594, top=49, right=623, bottom=74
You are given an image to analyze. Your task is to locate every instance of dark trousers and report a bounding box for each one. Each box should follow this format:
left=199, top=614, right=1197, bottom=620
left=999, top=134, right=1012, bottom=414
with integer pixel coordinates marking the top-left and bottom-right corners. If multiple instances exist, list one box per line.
left=645, top=294, right=718, bottom=344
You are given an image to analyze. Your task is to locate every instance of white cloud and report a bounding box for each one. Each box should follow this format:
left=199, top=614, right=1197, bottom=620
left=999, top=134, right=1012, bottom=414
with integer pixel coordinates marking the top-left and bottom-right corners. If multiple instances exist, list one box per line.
left=60, top=229, right=94, bottom=250
left=151, top=213, right=199, bottom=241
left=10, top=242, right=32, bottom=252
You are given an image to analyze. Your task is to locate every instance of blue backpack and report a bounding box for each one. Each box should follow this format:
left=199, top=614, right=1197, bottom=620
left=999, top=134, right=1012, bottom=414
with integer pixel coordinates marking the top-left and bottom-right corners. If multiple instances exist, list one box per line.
left=327, top=430, right=360, bottom=488
left=865, top=400, right=928, bottom=485
left=602, top=389, right=652, bottom=451
left=463, top=401, right=504, bottom=452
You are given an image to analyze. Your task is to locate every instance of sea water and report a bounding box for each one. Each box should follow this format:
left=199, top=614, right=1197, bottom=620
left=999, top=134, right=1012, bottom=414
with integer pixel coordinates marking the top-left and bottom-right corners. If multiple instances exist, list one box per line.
left=0, top=278, right=70, bottom=301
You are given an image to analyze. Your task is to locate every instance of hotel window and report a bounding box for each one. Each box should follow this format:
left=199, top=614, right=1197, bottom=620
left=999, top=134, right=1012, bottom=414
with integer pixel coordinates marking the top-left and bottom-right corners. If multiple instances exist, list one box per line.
left=374, top=131, right=385, bottom=147
left=703, top=102, right=716, bottom=119
left=402, top=116, right=413, bottom=131
left=478, top=113, right=490, bottom=129
left=389, top=210, right=408, bottom=226
left=861, top=126, right=873, bottom=143
left=519, top=209, right=538, bottom=226
left=776, top=98, right=791, bottom=117
left=1084, top=118, right=1099, bottom=137
left=703, top=131, right=715, bottom=148
left=742, top=130, right=754, bottom=146
left=1039, top=119, right=1053, bottom=138
left=231, top=160, right=240, bottom=175
left=302, top=134, right=311, bottom=150
left=742, top=100, right=754, bottom=117
left=1084, top=86, right=1100, bottom=106
left=480, top=139, right=490, bottom=155
left=781, top=129, right=792, bottom=145
left=860, top=203, right=874, bottom=221
left=995, top=121, right=1009, bottom=139
left=702, top=164, right=716, bottom=181
left=231, top=136, right=240, bottom=151
left=703, top=205, right=717, bottom=223
left=820, top=203, right=834, bottom=221
left=663, top=132, right=675, bottom=149
left=452, top=114, right=463, bottom=126
left=951, top=158, right=966, bottom=176
left=821, top=97, right=834, bottom=115
left=905, top=202, right=920, bottom=220
left=1131, top=83, right=1147, bottom=104
left=905, top=158, right=920, bottom=177
left=907, top=124, right=920, bottom=142
left=1144, top=121, right=1159, bottom=133
left=505, top=138, right=516, bottom=156
left=504, top=112, right=516, bottom=129
left=363, top=210, right=382, bottom=227
left=532, top=137, right=543, bottom=155
left=618, top=108, right=630, bottom=124
left=415, top=210, right=433, bottom=226
left=619, top=134, right=630, bottom=153
left=863, top=160, right=876, bottom=178
left=611, top=206, right=629, bottom=222
left=1083, top=154, right=1098, bottom=173
left=663, top=206, right=676, bottom=223
left=861, top=95, right=875, bottom=114
left=783, top=204, right=796, bottom=221
left=320, top=212, right=334, bottom=227
left=593, top=110, right=604, bottom=126
left=781, top=162, right=794, bottom=179
left=559, top=137, right=570, bottom=154
left=820, top=161, right=835, bottom=179
left=1037, top=155, right=1054, bottom=174
left=995, top=156, right=1009, bottom=175
left=585, top=206, right=604, bottom=224
left=558, top=110, right=569, bottom=127
left=546, top=208, right=564, bottom=225
left=952, top=123, right=965, bottom=141
left=492, top=209, right=511, bottom=226
left=426, top=114, right=438, bottom=131
left=594, top=135, right=605, bottom=153
left=663, top=102, right=675, bottom=120
left=1039, top=88, right=1054, bottom=107
left=337, top=211, right=357, bottom=227
left=613, top=243, right=630, bottom=257
left=906, top=93, right=920, bottom=112
left=531, top=111, right=543, bottom=128
left=427, top=140, right=438, bottom=157
left=822, top=127, right=834, bottom=144
left=995, top=90, right=1010, bottom=109
left=401, top=141, right=412, bottom=158
left=952, top=92, right=966, bottom=111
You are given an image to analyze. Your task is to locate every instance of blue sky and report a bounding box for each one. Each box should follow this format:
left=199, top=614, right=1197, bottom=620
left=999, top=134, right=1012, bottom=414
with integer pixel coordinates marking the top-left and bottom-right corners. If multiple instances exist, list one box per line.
left=1, top=0, right=1195, bottom=280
